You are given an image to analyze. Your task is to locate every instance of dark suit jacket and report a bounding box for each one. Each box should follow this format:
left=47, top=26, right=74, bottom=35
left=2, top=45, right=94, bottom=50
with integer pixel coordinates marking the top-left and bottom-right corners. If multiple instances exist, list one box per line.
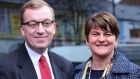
left=0, top=43, right=73, bottom=79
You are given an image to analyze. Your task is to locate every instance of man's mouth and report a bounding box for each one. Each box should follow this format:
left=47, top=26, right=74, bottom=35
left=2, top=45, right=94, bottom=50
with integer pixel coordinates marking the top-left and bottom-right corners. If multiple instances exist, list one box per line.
left=96, top=44, right=109, bottom=46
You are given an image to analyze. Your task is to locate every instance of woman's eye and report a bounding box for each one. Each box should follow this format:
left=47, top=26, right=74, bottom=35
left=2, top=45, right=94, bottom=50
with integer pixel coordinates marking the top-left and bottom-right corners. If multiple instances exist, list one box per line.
left=92, top=33, right=99, bottom=36
left=105, top=33, right=112, bottom=36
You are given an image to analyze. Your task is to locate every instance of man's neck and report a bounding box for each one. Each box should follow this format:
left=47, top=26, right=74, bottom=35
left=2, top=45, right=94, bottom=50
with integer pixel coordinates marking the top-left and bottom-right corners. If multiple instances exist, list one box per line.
left=25, top=42, right=47, bottom=55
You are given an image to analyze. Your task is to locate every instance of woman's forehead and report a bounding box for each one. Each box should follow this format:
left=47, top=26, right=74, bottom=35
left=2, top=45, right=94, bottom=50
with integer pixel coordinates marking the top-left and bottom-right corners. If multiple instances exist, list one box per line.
left=91, top=25, right=111, bottom=31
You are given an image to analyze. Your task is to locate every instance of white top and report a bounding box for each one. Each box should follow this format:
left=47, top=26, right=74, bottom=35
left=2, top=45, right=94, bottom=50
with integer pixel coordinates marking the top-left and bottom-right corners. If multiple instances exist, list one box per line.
left=25, top=42, right=55, bottom=79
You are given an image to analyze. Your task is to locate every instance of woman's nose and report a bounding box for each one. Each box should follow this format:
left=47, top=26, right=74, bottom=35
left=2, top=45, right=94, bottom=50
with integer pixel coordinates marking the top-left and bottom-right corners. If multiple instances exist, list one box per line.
left=98, top=35, right=106, bottom=42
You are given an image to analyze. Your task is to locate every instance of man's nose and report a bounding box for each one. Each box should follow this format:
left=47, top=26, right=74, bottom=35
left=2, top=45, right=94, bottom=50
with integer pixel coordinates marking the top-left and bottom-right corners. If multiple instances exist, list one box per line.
left=37, top=23, right=46, bottom=33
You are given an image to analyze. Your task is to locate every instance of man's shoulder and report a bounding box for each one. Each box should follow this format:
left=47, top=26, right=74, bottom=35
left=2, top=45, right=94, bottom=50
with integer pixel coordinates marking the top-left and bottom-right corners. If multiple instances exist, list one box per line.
left=49, top=51, right=71, bottom=63
left=49, top=51, right=73, bottom=68
left=49, top=51, right=74, bottom=73
left=0, top=43, right=26, bottom=63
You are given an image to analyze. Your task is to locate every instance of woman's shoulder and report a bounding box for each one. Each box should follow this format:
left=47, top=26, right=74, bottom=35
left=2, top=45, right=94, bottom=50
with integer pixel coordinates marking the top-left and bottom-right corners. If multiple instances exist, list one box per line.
left=73, top=62, right=86, bottom=79
left=113, top=51, right=140, bottom=78
left=129, top=61, right=140, bottom=72
left=74, top=60, right=89, bottom=75
left=74, top=62, right=85, bottom=71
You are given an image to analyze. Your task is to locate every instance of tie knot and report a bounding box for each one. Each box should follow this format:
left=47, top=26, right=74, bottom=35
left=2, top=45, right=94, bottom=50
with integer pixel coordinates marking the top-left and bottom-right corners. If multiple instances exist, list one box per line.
left=39, top=55, right=46, bottom=61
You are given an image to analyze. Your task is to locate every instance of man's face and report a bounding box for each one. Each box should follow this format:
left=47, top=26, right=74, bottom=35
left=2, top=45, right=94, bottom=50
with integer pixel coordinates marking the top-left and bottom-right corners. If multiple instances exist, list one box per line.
left=20, top=6, right=56, bottom=52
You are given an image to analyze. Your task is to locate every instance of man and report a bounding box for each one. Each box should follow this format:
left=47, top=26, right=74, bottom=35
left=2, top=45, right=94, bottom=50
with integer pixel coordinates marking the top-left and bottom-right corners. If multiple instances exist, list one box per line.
left=0, top=0, right=73, bottom=79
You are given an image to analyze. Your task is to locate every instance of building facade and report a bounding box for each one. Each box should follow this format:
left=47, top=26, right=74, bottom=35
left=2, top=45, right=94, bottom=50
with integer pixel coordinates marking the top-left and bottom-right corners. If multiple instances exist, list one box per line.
left=0, top=0, right=140, bottom=46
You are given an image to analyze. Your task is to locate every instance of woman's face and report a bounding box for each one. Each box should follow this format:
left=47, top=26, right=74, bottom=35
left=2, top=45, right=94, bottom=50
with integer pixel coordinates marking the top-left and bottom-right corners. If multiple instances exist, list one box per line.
left=86, top=27, right=118, bottom=57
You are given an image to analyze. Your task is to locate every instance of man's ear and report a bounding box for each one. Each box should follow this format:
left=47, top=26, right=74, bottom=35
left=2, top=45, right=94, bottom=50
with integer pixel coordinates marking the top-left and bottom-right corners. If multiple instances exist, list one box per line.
left=20, top=27, right=25, bottom=36
left=53, top=22, right=56, bottom=34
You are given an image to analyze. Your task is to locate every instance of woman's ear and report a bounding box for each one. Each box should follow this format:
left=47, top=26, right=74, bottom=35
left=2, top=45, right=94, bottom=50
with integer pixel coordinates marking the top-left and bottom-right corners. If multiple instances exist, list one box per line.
left=115, top=39, right=118, bottom=48
left=85, top=38, right=89, bottom=47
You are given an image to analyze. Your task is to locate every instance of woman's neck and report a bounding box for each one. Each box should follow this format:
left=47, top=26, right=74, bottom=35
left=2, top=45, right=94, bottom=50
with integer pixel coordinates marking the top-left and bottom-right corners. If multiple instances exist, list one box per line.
left=91, top=53, right=113, bottom=70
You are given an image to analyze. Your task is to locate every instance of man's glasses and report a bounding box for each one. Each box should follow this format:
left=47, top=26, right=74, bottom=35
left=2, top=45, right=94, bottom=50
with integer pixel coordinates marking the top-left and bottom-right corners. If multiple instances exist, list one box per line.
left=21, top=19, right=54, bottom=29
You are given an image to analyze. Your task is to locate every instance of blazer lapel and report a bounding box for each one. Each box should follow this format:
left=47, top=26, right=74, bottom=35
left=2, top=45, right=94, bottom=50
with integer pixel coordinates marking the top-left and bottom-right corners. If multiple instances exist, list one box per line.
left=17, top=44, right=38, bottom=79
left=51, top=61, right=64, bottom=79
left=48, top=51, right=67, bottom=79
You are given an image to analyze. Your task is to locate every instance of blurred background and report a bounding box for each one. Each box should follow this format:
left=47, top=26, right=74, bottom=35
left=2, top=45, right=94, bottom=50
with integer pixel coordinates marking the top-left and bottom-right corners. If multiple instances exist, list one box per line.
left=0, top=0, right=140, bottom=66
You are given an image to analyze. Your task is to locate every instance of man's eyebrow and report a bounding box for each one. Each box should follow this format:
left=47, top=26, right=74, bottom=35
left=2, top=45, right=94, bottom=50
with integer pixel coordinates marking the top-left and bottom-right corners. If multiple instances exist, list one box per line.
left=23, top=20, right=37, bottom=23
left=43, top=19, right=53, bottom=21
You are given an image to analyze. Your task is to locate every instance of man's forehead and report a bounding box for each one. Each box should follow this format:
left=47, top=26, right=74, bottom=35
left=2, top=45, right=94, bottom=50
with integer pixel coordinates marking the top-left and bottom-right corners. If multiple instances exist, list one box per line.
left=23, top=6, right=54, bottom=21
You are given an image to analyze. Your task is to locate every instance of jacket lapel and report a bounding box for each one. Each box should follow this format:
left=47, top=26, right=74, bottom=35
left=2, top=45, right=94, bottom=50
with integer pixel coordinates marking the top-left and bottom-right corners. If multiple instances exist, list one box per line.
left=51, top=61, right=64, bottom=79
left=107, top=52, right=131, bottom=79
left=17, top=44, right=38, bottom=79
left=48, top=51, right=67, bottom=79
left=111, top=52, right=131, bottom=73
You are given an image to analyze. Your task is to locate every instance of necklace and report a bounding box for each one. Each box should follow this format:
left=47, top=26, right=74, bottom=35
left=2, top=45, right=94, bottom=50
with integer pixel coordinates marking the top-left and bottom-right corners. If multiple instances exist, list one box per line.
left=82, top=59, right=113, bottom=79
left=82, top=60, right=91, bottom=79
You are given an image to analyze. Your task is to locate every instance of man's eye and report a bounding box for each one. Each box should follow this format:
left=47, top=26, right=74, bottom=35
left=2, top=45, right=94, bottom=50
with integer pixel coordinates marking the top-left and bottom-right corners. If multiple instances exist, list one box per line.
left=44, top=22, right=50, bottom=25
left=43, top=22, right=52, bottom=26
left=28, top=22, right=36, bottom=24
left=28, top=22, right=37, bottom=26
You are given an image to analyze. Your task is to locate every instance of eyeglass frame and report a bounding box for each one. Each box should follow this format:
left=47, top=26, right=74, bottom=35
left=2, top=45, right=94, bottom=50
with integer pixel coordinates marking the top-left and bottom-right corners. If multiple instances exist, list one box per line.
left=21, top=19, right=55, bottom=29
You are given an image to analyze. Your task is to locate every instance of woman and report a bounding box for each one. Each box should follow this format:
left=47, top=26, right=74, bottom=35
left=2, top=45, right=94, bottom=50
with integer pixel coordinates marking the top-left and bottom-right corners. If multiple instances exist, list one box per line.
left=74, top=12, right=140, bottom=79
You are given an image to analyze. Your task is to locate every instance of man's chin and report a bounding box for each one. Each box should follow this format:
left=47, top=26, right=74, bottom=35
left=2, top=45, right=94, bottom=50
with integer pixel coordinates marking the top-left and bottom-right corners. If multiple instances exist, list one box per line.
left=37, top=46, right=48, bottom=50
left=34, top=47, right=47, bottom=54
left=35, top=43, right=48, bottom=47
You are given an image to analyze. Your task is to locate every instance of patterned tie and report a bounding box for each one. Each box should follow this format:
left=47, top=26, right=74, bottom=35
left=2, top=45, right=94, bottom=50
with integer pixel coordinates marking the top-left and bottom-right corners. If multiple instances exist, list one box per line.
left=39, top=55, right=52, bottom=79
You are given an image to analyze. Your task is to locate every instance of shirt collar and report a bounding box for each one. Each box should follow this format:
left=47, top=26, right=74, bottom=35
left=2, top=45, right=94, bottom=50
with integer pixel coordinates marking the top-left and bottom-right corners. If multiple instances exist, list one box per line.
left=25, top=42, right=49, bottom=66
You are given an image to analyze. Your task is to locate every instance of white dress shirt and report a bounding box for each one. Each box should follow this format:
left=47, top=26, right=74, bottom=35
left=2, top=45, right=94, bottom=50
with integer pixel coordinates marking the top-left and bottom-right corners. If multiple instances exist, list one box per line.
left=25, top=42, right=55, bottom=79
